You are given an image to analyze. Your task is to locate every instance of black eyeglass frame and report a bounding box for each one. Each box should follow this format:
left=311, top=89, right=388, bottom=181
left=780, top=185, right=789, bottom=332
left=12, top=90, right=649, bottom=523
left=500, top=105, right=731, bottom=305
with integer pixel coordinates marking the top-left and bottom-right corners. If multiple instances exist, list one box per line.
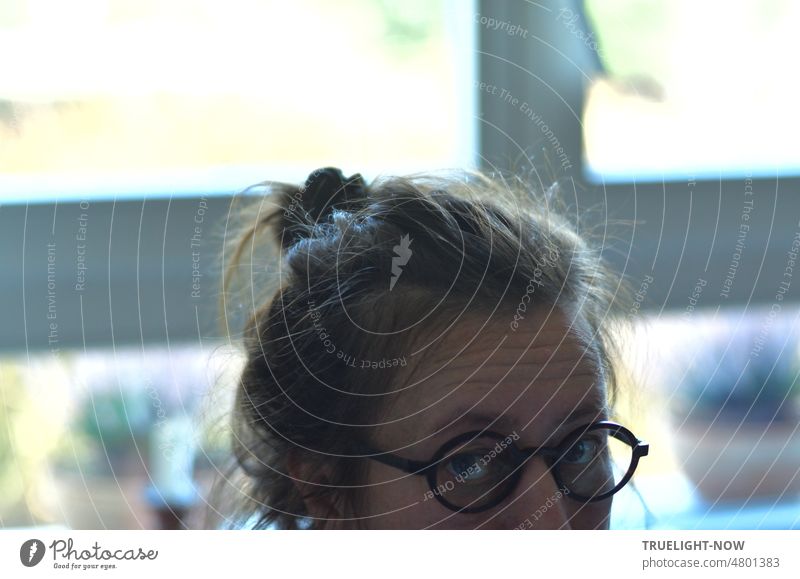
left=358, top=420, right=649, bottom=514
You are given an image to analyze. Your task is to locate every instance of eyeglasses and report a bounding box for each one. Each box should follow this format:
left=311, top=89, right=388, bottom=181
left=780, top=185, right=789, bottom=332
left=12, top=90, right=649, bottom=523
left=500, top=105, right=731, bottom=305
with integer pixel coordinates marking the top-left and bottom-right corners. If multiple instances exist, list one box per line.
left=358, top=421, right=649, bottom=514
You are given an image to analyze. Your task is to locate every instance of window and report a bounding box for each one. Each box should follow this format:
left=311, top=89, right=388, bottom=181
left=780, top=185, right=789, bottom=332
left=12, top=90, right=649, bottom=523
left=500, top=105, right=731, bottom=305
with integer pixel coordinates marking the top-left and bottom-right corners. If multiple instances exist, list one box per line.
left=0, top=0, right=475, bottom=202
left=0, top=345, right=241, bottom=529
left=583, top=0, right=800, bottom=182
left=621, top=307, right=800, bottom=529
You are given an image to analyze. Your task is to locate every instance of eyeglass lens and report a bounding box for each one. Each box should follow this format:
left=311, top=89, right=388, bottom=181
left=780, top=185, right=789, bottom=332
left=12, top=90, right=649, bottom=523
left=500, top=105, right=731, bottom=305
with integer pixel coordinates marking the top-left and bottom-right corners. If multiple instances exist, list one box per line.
left=432, top=425, right=635, bottom=510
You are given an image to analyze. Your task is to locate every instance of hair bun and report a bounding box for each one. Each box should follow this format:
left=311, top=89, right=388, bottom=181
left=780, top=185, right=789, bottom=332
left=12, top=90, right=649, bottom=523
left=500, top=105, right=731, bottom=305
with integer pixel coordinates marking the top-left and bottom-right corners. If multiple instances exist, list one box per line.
left=276, top=167, right=368, bottom=250
left=303, top=167, right=367, bottom=222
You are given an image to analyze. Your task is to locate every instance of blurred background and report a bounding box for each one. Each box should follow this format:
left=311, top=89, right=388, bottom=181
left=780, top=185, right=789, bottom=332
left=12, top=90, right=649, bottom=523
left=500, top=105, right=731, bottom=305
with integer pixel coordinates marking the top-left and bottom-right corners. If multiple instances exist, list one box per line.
left=1, top=0, right=798, bottom=530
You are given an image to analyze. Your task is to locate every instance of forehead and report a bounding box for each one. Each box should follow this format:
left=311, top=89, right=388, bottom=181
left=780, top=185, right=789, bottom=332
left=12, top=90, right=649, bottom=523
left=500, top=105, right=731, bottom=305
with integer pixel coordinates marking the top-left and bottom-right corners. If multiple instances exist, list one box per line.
left=372, top=306, right=606, bottom=448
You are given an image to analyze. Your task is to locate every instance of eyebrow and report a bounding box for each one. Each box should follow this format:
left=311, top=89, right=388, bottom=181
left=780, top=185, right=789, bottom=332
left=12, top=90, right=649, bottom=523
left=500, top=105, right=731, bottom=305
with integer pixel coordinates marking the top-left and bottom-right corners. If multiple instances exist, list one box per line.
left=429, top=400, right=608, bottom=447
left=536, top=403, right=610, bottom=445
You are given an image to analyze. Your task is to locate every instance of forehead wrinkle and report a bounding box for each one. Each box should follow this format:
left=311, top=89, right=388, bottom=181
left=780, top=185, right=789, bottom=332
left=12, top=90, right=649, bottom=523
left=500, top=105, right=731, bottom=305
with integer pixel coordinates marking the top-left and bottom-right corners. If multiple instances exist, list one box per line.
left=400, top=305, right=594, bottom=398
left=371, top=330, right=510, bottom=439
left=399, top=373, right=607, bottom=456
left=428, top=370, right=603, bottom=424
left=373, top=309, right=604, bottom=447
left=420, top=312, right=597, bottom=375
left=383, top=329, right=600, bottom=427
left=424, top=343, right=588, bottom=373
left=418, top=363, right=599, bottom=399
left=437, top=392, right=608, bottom=440
left=416, top=332, right=595, bottom=384
left=417, top=337, right=600, bottom=393
left=518, top=378, right=609, bottom=444
left=404, top=306, right=545, bottom=367
left=440, top=374, right=603, bottom=418
left=389, top=366, right=603, bottom=447
left=432, top=350, right=598, bottom=375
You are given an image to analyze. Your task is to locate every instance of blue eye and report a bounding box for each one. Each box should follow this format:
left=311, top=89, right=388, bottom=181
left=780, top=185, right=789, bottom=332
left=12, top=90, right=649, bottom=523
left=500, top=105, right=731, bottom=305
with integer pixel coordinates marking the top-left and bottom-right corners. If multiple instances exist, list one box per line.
left=562, top=439, right=600, bottom=465
left=445, top=453, right=490, bottom=483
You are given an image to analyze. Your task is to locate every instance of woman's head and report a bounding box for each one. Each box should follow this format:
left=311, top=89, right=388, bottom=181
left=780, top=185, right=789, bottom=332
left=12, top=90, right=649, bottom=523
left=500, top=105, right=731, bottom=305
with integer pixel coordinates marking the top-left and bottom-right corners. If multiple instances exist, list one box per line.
left=223, top=167, right=635, bottom=529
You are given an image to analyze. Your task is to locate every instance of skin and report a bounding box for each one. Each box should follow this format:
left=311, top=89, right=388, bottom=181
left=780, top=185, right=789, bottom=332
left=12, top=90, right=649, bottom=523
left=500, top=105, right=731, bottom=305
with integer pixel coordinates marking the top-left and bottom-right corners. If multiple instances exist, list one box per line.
left=329, top=305, right=613, bottom=529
